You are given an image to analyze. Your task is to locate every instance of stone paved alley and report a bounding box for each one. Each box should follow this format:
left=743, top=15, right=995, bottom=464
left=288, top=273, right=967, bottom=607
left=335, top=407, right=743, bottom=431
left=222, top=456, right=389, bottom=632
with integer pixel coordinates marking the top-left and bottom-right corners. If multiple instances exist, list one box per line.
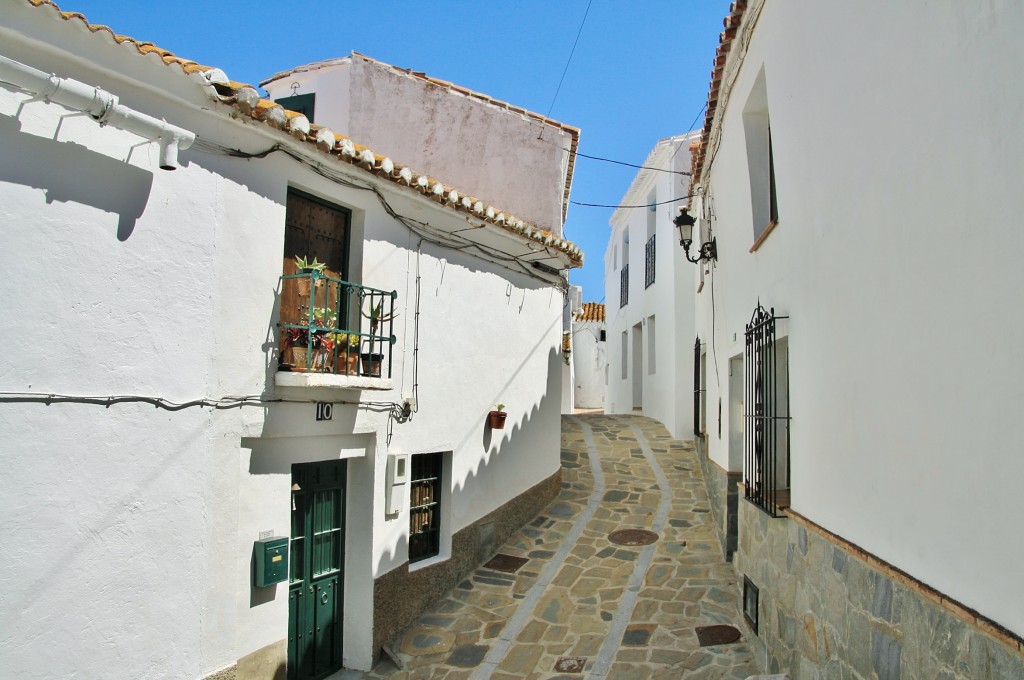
left=359, top=414, right=762, bottom=679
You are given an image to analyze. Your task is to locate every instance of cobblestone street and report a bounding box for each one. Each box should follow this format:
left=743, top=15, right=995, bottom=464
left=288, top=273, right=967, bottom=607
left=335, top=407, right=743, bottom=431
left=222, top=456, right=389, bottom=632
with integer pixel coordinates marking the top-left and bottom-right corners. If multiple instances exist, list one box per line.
left=349, top=414, right=762, bottom=679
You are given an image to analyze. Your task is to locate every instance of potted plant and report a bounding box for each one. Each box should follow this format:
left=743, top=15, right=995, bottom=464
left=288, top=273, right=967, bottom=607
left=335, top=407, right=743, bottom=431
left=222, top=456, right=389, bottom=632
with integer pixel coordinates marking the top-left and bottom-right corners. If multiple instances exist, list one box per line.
left=324, top=332, right=361, bottom=375
left=487, top=403, right=507, bottom=429
left=359, top=300, right=397, bottom=377
left=282, top=307, right=337, bottom=372
left=294, top=255, right=326, bottom=297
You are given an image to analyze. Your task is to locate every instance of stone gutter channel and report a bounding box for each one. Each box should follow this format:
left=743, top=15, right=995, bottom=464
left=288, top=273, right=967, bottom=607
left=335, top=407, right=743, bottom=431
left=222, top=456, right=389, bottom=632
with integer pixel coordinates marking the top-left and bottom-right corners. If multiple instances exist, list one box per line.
left=468, top=415, right=608, bottom=680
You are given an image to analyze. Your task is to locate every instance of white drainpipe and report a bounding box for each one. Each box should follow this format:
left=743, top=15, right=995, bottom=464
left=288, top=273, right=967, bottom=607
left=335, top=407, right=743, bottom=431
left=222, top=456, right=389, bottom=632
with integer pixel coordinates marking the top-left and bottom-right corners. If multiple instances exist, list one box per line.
left=0, top=53, right=195, bottom=170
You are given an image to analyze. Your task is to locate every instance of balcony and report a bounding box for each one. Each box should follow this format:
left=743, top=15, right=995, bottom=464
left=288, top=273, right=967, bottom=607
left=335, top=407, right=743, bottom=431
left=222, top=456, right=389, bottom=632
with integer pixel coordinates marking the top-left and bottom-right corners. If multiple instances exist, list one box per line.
left=276, top=270, right=397, bottom=390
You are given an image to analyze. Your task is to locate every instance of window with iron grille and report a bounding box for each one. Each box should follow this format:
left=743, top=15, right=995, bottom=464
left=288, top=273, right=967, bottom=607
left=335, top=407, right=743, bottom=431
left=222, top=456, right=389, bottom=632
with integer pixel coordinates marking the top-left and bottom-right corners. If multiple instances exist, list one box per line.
left=619, top=264, right=629, bottom=307
left=743, top=304, right=790, bottom=517
left=693, top=337, right=704, bottom=436
left=644, top=234, right=656, bottom=288
left=409, top=452, right=443, bottom=563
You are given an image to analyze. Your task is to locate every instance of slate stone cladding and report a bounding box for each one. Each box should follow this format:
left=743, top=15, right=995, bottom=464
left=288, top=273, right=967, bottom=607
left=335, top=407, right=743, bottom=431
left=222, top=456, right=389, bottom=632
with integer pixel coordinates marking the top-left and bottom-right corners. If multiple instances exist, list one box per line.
left=372, top=470, right=561, bottom=663
left=697, top=436, right=739, bottom=562
left=734, top=499, right=1024, bottom=679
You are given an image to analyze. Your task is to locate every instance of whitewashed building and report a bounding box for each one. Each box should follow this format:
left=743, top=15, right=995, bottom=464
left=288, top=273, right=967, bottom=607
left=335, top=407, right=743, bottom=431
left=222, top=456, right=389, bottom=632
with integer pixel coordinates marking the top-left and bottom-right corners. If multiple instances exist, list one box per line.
left=571, top=303, right=607, bottom=410
left=604, top=132, right=699, bottom=440
left=689, top=1, right=1024, bottom=677
left=0, top=2, right=582, bottom=679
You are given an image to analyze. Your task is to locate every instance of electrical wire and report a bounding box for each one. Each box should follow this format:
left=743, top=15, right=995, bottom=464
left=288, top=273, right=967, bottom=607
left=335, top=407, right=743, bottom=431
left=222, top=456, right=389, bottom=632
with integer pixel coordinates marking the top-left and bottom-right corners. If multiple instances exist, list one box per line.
left=544, top=0, right=593, bottom=120
left=0, top=391, right=406, bottom=414
left=575, top=150, right=690, bottom=176
left=570, top=193, right=696, bottom=209
left=191, top=139, right=569, bottom=292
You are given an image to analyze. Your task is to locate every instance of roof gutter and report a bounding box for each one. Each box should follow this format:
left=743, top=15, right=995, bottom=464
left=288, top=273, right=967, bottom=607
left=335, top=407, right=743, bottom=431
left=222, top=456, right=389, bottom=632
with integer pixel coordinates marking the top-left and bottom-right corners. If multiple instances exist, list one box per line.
left=0, top=52, right=195, bottom=170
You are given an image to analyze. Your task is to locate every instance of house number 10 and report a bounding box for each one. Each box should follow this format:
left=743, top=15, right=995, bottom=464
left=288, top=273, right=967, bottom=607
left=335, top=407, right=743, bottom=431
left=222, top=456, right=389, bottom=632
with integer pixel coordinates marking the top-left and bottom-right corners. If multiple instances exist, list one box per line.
left=316, top=402, right=333, bottom=421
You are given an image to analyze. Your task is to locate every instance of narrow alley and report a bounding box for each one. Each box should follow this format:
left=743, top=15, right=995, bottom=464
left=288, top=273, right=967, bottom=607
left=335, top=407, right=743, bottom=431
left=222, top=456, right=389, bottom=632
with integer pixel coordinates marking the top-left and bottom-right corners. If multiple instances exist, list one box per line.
left=361, top=415, right=761, bottom=679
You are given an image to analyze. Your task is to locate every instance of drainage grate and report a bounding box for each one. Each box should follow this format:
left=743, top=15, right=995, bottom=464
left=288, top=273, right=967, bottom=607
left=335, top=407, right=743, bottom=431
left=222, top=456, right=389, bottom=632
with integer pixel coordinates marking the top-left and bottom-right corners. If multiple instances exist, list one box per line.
left=553, top=657, right=587, bottom=673
left=695, top=624, right=741, bottom=647
left=607, top=529, right=659, bottom=546
left=483, top=553, right=529, bottom=573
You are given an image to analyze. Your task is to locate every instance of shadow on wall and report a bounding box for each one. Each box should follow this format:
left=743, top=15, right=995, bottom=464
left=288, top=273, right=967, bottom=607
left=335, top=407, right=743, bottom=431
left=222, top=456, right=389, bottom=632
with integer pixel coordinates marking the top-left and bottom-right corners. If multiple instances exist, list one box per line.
left=0, top=114, right=153, bottom=240
left=370, top=346, right=563, bottom=655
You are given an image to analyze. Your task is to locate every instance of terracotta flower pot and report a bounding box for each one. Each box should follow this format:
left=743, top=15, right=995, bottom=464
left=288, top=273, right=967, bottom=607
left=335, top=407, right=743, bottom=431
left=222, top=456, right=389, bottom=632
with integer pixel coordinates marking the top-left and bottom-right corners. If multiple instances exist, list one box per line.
left=360, top=353, right=383, bottom=377
left=487, top=410, right=507, bottom=429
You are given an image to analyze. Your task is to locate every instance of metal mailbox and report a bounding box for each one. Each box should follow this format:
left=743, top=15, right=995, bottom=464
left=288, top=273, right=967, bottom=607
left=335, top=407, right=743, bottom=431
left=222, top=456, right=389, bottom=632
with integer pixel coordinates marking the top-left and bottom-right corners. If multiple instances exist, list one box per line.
left=254, top=536, right=289, bottom=587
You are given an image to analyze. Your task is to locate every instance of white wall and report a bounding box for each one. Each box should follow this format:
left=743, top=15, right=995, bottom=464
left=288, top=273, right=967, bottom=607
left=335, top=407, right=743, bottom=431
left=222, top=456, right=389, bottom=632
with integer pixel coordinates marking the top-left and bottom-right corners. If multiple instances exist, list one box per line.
left=0, top=12, right=565, bottom=677
left=694, top=0, right=1024, bottom=639
left=573, top=321, right=607, bottom=409
left=267, top=57, right=573, bottom=234
left=604, top=135, right=697, bottom=439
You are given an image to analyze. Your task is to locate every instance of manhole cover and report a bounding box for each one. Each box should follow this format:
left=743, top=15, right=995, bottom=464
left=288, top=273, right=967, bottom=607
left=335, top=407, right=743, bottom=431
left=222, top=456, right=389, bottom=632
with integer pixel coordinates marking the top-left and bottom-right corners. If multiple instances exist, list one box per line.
left=554, top=657, right=586, bottom=673
left=483, top=553, right=529, bottom=573
left=695, top=624, right=741, bottom=647
left=608, top=529, right=659, bottom=546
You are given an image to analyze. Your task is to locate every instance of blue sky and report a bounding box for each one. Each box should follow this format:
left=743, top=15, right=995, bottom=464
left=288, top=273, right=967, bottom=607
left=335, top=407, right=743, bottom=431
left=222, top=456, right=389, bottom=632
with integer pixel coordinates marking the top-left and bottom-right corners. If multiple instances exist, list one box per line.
left=63, top=0, right=729, bottom=301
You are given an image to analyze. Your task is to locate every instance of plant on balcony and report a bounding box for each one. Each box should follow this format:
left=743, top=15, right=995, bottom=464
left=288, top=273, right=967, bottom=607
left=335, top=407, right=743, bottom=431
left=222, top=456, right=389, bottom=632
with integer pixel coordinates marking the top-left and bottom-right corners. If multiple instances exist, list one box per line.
left=323, top=332, right=361, bottom=375
left=294, top=255, right=326, bottom=297
left=487, top=403, right=507, bottom=430
left=359, top=300, right=397, bottom=377
left=282, top=307, right=337, bottom=372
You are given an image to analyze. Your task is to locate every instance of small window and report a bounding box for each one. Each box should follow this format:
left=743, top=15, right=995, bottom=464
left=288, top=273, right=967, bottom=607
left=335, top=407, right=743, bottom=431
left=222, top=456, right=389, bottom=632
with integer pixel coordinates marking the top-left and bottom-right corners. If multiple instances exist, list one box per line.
left=409, top=453, right=443, bottom=563
left=742, top=67, right=778, bottom=246
left=599, top=329, right=607, bottom=342
left=274, top=93, right=316, bottom=123
left=743, top=576, right=759, bottom=634
left=646, top=190, right=657, bottom=238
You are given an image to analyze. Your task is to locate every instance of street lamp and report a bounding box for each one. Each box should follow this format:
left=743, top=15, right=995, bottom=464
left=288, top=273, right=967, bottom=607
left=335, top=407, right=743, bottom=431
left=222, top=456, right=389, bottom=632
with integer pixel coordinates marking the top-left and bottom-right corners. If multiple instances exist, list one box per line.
left=674, top=207, right=716, bottom=264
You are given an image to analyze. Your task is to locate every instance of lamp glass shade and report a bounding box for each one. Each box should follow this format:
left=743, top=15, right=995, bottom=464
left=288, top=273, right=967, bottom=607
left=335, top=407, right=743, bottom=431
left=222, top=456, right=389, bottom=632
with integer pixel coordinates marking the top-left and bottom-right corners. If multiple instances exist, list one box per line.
left=679, top=220, right=693, bottom=243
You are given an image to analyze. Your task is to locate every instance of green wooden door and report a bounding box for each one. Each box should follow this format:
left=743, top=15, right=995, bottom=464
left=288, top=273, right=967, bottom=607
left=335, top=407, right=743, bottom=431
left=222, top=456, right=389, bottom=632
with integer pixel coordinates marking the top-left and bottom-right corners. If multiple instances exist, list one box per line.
left=288, top=460, right=345, bottom=680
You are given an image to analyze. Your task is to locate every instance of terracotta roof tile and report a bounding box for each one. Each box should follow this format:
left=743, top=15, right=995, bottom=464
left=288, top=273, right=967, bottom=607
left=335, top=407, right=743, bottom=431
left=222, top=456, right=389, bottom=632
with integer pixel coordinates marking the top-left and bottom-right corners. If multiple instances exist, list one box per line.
left=692, top=0, right=749, bottom=187
left=574, top=302, right=605, bottom=323
left=21, top=0, right=584, bottom=270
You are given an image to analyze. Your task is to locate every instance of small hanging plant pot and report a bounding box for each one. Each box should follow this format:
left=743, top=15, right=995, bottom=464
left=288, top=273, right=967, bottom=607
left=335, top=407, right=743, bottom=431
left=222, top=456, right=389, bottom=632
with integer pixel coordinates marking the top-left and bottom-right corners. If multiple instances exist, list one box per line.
left=487, top=404, right=507, bottom=430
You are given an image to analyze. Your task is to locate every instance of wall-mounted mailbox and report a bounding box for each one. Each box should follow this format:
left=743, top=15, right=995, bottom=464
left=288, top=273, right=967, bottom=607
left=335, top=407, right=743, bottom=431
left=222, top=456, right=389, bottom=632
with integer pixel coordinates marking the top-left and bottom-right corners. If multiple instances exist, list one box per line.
left=385, top=452, right=409, bottom=515
left=254, top=536, right=289, bottom=587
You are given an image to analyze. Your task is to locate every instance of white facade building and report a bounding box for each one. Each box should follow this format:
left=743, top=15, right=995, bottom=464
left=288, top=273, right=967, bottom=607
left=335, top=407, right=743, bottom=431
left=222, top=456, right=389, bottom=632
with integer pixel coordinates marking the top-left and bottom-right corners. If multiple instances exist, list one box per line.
left=571, top=303, right=607, bottom=410
left=604, top=132, right=699, bottom=440
left=0, top=3, right=581, bottom=679
left=689, top=1, right=1024, bottom=676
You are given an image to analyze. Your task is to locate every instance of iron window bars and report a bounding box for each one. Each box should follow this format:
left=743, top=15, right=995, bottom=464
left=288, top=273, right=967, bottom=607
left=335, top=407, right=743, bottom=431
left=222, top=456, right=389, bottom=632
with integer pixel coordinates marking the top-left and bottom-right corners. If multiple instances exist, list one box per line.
left=409, top=452, right=443, bottom=563
left=619, top=264, right=629, bottom=308
left=694, top=336, right=704, bottom=437
left=644, top=234, right=656, bottom=289
left=743, top=304, right=790, bottom=517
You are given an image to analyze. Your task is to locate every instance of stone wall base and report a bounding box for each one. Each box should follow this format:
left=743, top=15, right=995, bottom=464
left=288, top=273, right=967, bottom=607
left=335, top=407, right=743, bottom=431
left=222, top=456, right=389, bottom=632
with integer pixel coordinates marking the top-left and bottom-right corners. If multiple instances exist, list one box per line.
left=735, top=499, right=1024, bottom=679
left=696, top=436, right=739, bottom=561
left=372, top=468, right=562, bottom=662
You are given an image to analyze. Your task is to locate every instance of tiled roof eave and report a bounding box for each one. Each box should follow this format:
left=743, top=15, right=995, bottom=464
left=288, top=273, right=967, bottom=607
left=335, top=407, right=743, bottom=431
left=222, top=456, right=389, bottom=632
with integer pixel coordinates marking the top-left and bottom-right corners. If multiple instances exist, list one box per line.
left=692, top=0, right=755, bottom=188
left=222, top=91, right=584, bottom=269
left=20, top=0, right=584, bottom=271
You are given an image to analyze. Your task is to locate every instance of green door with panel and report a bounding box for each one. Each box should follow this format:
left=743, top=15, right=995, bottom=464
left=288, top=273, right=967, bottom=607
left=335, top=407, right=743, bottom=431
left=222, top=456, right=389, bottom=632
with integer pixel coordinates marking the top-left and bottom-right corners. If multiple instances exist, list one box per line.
left=289, top=460, right=345, bottom=680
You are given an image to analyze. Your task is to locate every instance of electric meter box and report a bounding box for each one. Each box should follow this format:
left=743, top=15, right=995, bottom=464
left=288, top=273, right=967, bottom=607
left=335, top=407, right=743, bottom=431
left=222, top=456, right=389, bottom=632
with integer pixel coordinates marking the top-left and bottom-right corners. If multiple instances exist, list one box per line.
left=254, top=536, right=289, bottom=587
left=385, top=452, right=410, bottom=515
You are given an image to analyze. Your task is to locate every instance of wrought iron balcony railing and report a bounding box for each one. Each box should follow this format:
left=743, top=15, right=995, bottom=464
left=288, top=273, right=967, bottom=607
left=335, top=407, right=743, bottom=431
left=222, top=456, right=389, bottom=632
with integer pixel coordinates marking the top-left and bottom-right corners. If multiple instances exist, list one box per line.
left=278, top=270, right=397, bottom=379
